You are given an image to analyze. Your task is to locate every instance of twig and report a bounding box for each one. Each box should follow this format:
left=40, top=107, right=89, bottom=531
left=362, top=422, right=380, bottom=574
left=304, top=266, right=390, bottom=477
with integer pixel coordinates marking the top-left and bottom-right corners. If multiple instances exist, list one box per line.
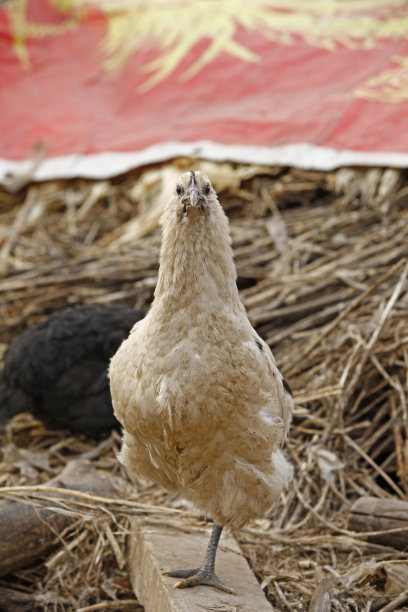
left=378, top=588, right=408, bottom=612
left=0, top=187, right=38, bottom=275
left=308, top=577, right=332, bottom=612
left=77, top=600, right=140, bottom=612
left=287, top=257, right=407, bottom=376
left=341, top=260, right=408, bottom=408
left=0, top=484, right=198, bottom=518
left=342, top=432, right=406, bottom=499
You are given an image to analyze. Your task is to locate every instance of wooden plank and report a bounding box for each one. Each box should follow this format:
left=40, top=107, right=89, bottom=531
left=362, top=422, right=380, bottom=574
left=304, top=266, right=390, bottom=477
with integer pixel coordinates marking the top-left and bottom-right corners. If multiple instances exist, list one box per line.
left=0, top=459, right=119, bottom=577
left=347, top=496, right=408, bottom=550
left=128, top=517, right=274, bottom=612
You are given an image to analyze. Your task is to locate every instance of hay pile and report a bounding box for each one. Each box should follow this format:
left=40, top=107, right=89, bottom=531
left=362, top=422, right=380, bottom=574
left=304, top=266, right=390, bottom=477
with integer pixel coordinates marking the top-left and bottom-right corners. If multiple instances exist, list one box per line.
left=0, top=161, right=408, bottom=611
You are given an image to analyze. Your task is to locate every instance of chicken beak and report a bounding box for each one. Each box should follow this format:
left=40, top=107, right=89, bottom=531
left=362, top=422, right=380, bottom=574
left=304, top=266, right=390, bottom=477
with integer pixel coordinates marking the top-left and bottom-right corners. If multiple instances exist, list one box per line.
left=188, top=171, right=200, bottom=207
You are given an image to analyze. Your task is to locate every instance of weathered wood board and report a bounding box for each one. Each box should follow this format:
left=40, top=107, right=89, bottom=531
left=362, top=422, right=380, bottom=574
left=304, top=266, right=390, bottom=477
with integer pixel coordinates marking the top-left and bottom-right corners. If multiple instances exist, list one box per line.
left=347, top=496, right=408, bottom=550
left=128, top=517, right=274, bottom=612
left=0, top=459, right=118, bottom=576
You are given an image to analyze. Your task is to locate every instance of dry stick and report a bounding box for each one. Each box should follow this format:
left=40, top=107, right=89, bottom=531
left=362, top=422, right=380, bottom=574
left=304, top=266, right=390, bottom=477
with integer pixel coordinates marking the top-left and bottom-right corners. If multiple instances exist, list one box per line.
left=11, top=484, right=408, bottom=543
left=326, top=261, right=408, bottom=448
left=364, top=472, right=397, bottom=501
left=361, top=403, right=396, bottom=456
left=292, top=481, right=351, bottom=535
left=341, top=433, right=406, bottom=499
left=287, top=257, right=407, bottom=377
left=104, top=522, right=126, bottom=570
left=370, top=354, right=403, bottom=394
left=245, top=521, right=408, bottom=548
left=393, top=343, right=408, bottom=483
left=250, top=289, right=354, bottom=326
left=345, top=526, right=408, bottom=539
left=294, top=531, right=408, bottom=548
left=45, top=530, right=88, bottom=570
left=286, top=482, right=331, bottom=534
left=284, top=444, right=331, bottom=532
left=380, top=448, right=397, bottom=473
left=273, top=579, right=295, bottom=611
left=265, top=302, right=342, bottom=346
left=77, top=600, right=140, bottom=612
left=0, top=187, right=38, bottom=275
left=339, top=261, right=408, bottom=411
left=369, top=424, right=396, bottom=465
left=0, top=485, right=197, bottom=517
left=378, top=588, right=408, bottom=612
left=403, top=344, right=408, bottom=482
left=368, top=357, right=407, bottom=474
left=390, top=394, right=407, bottom=496
left=281, top=444, right=316, bottom=529
left=308, top=577, right=332, bottom=612
left=293, top=385, right=342, bottom=405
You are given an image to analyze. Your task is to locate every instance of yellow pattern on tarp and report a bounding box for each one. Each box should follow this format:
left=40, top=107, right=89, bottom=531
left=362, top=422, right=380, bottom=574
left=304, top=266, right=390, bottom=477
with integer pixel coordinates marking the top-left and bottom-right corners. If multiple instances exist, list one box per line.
left=5, top=0, right=408, bottom=99
left=355, top=56, right=408, bottom=102
left=5, top=0, right=82, bottom=69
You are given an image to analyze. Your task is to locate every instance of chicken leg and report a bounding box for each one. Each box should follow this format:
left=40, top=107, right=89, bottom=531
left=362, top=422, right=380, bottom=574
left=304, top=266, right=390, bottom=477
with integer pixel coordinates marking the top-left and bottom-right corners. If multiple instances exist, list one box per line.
left=163, top=523, right=235, bottom=594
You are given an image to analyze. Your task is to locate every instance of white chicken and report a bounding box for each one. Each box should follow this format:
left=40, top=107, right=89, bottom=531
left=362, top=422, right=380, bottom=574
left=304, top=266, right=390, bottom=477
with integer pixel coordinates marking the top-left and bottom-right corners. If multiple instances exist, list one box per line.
left=109, top=170, right=293, bottom=593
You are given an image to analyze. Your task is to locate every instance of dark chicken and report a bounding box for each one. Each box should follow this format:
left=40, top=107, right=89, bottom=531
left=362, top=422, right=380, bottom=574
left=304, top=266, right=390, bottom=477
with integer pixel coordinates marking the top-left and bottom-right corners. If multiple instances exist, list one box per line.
left=0, top=305, right=145, bottom=432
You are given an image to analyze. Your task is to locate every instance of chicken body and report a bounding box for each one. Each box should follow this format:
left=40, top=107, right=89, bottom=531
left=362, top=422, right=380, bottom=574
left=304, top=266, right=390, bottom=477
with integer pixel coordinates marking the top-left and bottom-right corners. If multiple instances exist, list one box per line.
left=110, top=172, right=293, bottom=532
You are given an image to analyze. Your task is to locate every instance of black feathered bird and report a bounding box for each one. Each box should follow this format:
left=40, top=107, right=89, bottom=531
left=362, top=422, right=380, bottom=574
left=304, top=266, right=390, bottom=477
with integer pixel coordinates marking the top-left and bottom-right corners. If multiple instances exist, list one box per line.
left=0, top=305, right=145, bottom=432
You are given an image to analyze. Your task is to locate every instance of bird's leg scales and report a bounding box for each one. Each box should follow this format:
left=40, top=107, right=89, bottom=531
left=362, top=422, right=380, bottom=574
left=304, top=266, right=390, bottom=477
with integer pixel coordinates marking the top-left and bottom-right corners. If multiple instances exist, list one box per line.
left=163, top=567, right=200, bottom=578
left=163, top=523, right=235, bottom=594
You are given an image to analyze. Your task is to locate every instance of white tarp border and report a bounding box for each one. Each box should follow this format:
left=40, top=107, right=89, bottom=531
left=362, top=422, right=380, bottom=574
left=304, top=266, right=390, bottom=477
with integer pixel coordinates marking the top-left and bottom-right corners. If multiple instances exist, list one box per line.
left=1, top=140, right=408, bottom=184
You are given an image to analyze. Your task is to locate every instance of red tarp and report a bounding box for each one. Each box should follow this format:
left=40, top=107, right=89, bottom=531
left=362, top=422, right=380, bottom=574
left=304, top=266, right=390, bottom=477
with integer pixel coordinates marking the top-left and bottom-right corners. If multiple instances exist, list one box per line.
left=1, top=0, right=408, bottom=180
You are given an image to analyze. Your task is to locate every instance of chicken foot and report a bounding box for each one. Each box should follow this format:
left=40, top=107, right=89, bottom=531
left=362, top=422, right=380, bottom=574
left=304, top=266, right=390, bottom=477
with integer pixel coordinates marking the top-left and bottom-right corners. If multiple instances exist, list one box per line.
left=163, top=522, right=235, bottom=594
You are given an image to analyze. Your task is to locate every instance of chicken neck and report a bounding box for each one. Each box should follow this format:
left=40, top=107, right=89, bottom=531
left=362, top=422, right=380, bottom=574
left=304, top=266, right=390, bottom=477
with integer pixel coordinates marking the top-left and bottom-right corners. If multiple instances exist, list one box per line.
left=153, top=208, right=240, bottom=312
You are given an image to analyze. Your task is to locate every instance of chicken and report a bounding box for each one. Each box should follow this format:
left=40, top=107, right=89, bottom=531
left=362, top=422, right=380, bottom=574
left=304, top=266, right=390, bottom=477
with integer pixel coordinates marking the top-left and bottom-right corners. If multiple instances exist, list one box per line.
left=0, top=305, right=145, bottom=432
left=109, top=171, right=293, bottom=593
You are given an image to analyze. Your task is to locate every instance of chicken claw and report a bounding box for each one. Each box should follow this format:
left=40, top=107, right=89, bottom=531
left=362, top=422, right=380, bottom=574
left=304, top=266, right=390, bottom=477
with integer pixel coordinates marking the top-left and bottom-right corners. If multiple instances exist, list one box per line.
left=164, top=567, right=235, bottom=594
left=163, top=523, right=235, bottom=594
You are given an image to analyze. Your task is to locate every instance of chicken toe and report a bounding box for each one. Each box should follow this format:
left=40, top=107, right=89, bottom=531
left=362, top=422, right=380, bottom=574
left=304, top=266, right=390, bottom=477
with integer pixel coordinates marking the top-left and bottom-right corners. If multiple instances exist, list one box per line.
left=163, top=523, right=235, bottom=594
left=169, top=567, right=235, bottom=594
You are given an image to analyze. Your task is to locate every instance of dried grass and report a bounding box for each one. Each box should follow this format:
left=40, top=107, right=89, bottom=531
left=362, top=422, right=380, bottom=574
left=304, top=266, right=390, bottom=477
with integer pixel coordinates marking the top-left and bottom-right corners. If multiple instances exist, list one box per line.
left=1, top=160, right=408, bottom=611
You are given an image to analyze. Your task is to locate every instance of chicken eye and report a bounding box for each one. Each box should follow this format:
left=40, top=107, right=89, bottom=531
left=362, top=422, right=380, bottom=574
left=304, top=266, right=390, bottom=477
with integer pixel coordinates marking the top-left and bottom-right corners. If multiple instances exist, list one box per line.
left=203, top=184, right=211, bottom=196
left=176, top=184, right=184, bottom=196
